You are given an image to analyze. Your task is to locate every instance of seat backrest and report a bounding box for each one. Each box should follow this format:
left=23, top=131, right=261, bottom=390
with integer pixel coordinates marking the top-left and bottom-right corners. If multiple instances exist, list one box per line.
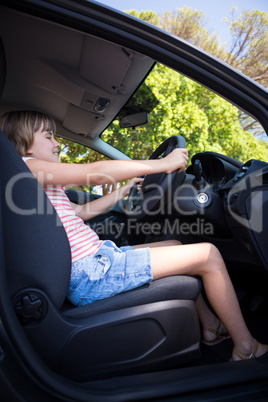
left=0, top=131, right=71, bottom=308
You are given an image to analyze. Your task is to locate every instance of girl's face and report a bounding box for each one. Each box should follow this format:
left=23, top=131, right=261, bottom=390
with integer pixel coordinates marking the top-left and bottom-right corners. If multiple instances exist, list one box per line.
left=27, top=124, right=60, bottom=162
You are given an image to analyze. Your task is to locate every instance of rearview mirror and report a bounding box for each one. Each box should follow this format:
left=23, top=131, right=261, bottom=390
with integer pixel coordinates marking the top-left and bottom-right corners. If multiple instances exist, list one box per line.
left=120, top=111, right=149, bottom=128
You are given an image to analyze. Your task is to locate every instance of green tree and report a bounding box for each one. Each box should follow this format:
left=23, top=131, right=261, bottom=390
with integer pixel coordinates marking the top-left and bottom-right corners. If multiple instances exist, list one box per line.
left=127, top=7, right=268, bottom=88
left=159, top=7, right=227, bottom=59
left=103, top=64, right=268, bottom=163
left=224, top=8, right=268, bottom=87
left=60, top=63, right=267, bottom=178
left=126, top=7, right=268, bottom=143
left=127, top=9, right=159, bottom=26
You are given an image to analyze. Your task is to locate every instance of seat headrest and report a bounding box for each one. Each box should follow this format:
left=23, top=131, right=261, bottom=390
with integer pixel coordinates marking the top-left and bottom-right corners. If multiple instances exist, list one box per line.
left=0, top=131, right=71, bottom=308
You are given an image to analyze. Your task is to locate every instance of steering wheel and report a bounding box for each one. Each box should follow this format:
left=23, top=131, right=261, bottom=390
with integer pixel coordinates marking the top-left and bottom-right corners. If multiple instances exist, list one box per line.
left=125, top=135, right=186, bottom=219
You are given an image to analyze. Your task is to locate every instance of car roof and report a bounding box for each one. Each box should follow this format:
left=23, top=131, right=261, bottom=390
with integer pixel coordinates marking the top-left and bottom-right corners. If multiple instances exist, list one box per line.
left=0, top=3, right=154, bottom=152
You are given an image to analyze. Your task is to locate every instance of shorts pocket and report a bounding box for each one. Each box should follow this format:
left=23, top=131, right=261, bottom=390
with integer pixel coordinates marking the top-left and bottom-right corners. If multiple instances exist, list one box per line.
left=88, top=254, right=111, bottom=280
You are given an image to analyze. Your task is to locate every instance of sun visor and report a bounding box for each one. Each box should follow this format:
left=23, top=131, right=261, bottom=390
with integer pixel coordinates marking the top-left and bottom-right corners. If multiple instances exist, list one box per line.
left=79, top=36, right=134, bottom=94
left=63, top=104, right=105, bottom=135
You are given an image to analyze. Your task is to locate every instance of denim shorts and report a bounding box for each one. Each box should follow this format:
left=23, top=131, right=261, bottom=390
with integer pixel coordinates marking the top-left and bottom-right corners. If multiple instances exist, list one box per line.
left=67, top=240, right=153, bottom=306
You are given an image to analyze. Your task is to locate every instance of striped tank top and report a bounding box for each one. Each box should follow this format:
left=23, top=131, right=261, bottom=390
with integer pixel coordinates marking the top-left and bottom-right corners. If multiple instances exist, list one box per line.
left=44, top=186, right=101, bottom=264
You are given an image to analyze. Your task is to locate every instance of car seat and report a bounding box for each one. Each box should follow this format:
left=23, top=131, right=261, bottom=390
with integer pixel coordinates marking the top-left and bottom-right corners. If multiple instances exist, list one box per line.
left=0, top=131, right=202, bottom=380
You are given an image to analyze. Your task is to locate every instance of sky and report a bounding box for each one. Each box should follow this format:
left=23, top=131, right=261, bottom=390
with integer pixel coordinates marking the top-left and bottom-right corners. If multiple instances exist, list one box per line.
left=96, top=0, right=268, bottom=46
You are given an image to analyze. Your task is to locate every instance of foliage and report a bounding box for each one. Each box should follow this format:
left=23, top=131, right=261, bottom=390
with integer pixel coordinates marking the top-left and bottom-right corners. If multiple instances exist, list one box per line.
left=126, top=6, right=268, bottom=156
left=127, top=9, right=159, bottom=26
left=103, top=64, right=267, bottom=163
left=159, top=7, right=227, bottom=60
left=225, top=8, right=268, bottom=87
left=128, top=7, right=268, bottom=88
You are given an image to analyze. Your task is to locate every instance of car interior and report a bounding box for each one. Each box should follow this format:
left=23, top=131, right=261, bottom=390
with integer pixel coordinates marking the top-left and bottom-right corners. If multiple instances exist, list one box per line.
left=0, top=0, right=268, bottom=400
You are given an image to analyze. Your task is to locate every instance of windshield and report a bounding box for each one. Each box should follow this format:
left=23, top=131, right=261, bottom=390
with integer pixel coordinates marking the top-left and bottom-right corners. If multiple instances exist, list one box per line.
left=102, top=63, right=268, bottom=163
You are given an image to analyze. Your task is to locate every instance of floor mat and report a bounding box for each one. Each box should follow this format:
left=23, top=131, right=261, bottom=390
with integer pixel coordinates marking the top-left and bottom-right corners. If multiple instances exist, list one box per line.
left=199, top=339, right=233, bottom=365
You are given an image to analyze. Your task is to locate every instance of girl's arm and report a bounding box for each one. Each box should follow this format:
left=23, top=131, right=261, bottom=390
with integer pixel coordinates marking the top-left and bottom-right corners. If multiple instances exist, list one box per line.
left=24, top=148, right=188, bottom=187
left=70, top=177, right=142, bottom=221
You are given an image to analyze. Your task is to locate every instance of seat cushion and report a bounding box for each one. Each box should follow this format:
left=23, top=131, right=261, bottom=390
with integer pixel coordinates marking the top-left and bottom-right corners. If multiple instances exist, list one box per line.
left=63, top=275, right=202, bottom=318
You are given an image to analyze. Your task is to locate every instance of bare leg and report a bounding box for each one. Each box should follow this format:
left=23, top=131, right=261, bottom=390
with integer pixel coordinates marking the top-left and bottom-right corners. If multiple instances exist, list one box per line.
left=136, top=241, right=223, bottom=340
left=135, top=239, right=228, bottom=337
left=134, top=239, right=181, bottom=248
left=195, top=293, right=229, bottom=342
left=134, top=240, right=267, bottom=360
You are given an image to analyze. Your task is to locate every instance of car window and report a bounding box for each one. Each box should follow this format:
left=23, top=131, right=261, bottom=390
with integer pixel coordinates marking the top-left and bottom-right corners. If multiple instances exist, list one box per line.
left=102, top=63, right=268, bottom=163
left=58, top=138, right=112, bottom=194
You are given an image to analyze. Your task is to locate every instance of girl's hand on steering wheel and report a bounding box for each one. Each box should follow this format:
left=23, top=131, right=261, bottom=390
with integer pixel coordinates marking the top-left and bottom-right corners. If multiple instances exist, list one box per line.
left=118, top=177, right=144, bottom=199
left=164, top=148, right=188, bottom=174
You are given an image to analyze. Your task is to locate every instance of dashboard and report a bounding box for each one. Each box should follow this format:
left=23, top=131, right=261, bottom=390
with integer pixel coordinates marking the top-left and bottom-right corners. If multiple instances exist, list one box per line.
left=184, top=152, right=268, bottom=271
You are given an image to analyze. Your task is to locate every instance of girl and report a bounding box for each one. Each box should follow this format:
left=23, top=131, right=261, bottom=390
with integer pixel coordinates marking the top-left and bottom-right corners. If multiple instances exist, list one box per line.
left=1, top=110, right=267, bottom=362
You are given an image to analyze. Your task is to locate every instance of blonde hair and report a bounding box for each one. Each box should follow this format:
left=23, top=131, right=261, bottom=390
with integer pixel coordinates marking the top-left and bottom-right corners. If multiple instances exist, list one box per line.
left=0, top=110, right=56, bottom=156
